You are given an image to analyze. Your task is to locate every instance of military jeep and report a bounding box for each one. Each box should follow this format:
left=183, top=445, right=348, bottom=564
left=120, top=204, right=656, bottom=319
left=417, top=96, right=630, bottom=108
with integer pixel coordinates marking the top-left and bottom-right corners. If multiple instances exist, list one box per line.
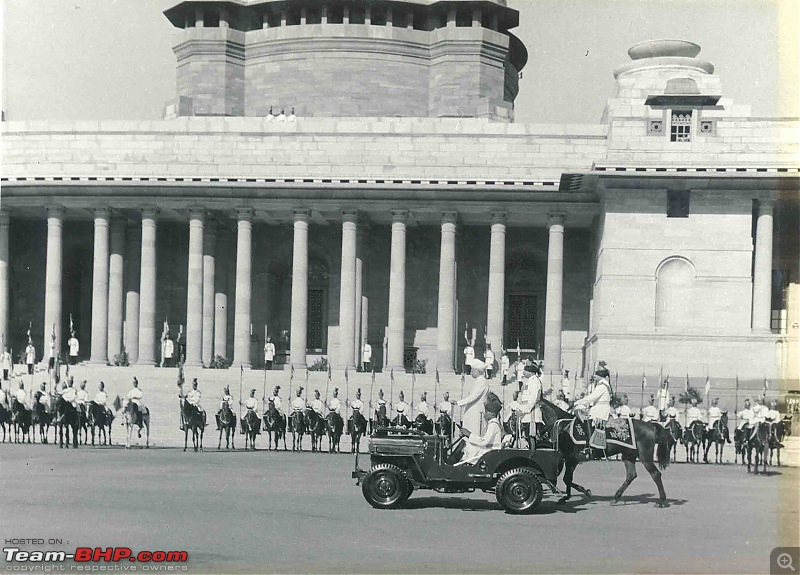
left=352, top=425, right=563, bottom=514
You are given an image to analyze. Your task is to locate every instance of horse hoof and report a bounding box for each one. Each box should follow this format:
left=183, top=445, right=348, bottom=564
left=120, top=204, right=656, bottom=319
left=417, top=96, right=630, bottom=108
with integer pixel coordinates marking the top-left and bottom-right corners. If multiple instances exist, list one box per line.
left=656, top=501, right=668, bottom=509
left=557, top=497, right=569, bottom=505
left=611, top=499, right=620, bottom=506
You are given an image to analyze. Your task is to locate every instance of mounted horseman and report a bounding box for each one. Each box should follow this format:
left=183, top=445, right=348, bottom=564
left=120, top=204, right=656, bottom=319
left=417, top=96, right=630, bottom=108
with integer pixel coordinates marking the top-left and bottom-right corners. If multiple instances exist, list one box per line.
left=55, top=378, right=79, bottom=448
left=372, top=389, right=389, bottom=431
left=124, top=377, right=150, bottom=448
left=11, top=382, right=32, bottom=443
left=412, top=391, right=433, bottom=434
left=703, top=397, right=730, bottom=464
left=348, top=388, right=368, bottom=453
left=216, top=385, right=237, bottom=450
left=325, top=387, right=344, bottom=452
left=76, top=380, right=90, bottom=444
left=435, top=391, right=453, bottom=440
left=289, top=387, right=307, bottom=451
left=683, top=398, right=705, bottom=463
left=573, top=362, right=614, bottom=451
left=88, top=381, right=114, bottom=446
left=32, top=382, right=52, bottom=444
left=179, top=378, right=206, bottom=452
left=734, top=398, right=754, bottom=464
left=661, top=395, right=682, bottom=462
left=391, top=390, right=411, bottom=428
left=306, top=389, right=325, bottom=452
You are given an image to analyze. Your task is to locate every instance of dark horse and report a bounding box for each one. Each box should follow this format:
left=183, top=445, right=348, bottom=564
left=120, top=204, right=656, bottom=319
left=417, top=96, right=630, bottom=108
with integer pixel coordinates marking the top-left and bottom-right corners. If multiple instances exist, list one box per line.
left=540, top=399, right=671, bottom=508
left=11, top=398, right=32, bottom=444
left=217, top=400, right=237, bottom=450
left=306, top=408, right=325, bottom=452
left=391, top=413, right=411, bottom=429
left=412, top=414, right=433, bottom=435
left=289, top=409, right=306, bottom=451
left=325, top=410, right=344, bottom=453
left=746, top=422, right=770, bottom=475
left=78, top=403, right=90, bottom=445
left=734, top=425, right=750, bottom=465
left=349, top=409, right=368, bottom=453
left=181, top=399, right=205, bottom=452
left=262, top=402, right=287, bottom=451
left=372, top=404, right=389, bottom=432
left=435, top=411, right=453, bottom=441
left=682, top=421, right=706, bottom=463
left=53, top=397, right=79, bottom=449
left=32, top=393, right=52, bottom=444
left=241, top=410, right=259, bottom=451
left=703, top=413, right=729, bottom=464
left=503, top=411, right=521, bottom=448
left=88, top=401, right=114, bottom=446
left=0, top=401, right=10, bottom=442
left=769, top=420, right=786, bottom=467
left=663, top=418, right=682, bottom=463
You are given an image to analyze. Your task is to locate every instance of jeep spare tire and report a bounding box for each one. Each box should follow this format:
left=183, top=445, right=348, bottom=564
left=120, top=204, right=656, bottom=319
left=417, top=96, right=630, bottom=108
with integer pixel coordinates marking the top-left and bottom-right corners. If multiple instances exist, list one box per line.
left=361, top=464, right=408, bottom=509
left=495, top=468, right=543, bottom=514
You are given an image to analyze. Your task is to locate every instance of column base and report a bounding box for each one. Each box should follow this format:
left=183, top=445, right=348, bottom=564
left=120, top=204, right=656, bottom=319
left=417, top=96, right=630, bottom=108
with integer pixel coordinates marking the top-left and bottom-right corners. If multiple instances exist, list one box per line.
left=136, top=360, right=157, bottom=367
left=233, top=362, right=252, bottom=370
left=88, top=359, right=110, bottom=366
left=184, top=361, right=204, bottom=368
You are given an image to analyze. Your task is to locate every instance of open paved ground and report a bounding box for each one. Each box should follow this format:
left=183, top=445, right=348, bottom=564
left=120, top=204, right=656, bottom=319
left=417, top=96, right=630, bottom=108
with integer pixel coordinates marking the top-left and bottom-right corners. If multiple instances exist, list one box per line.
left=1, top=444, right=798, bottom=575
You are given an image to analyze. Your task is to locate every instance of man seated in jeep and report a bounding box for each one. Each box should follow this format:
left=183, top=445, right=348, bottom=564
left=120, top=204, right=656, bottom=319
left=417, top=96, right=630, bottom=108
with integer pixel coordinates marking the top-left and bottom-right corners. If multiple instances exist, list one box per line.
left=455, top=393, right=504, bottom=466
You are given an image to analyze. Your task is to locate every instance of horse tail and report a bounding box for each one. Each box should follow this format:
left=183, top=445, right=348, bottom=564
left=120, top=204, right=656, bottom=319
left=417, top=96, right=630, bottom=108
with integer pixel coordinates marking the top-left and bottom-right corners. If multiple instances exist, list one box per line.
left=655, top=425, right=670, bottom=471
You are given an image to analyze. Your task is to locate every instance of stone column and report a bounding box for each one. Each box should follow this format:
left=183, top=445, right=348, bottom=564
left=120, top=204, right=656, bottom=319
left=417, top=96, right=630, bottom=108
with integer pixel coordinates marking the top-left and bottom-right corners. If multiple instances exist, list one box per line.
left=338, top=211, right=357, bottom=369
left=437, top=212, right=458, bottom=372
left=0, top=210, right=9, bottom=346
left=353, top=226, right=365, bottom=367
left=290, top=210, right=310, bottom=369
left=233, top=209, right=253, bottom=369
left=214, top=230, right=228, bottom=360
left=486, top=212, right=506, bottom=352
left=124, top=223, right=141, bottom=363
left=387, top=210, right=407, bottom=370
left=44, top=207, right=64, bottom=363
left=137, top=208, right=158, bottom=365
left=107, top=216, right=125, bottom=361
left=544, top=213, right=566, bottom=372
left=202, top=219, right=216, bottom=365
left=185, top=209, right=205, bottom=367
left=752, top=198, right=774, bottom=333
left=89, top=209, right=110, bottom=364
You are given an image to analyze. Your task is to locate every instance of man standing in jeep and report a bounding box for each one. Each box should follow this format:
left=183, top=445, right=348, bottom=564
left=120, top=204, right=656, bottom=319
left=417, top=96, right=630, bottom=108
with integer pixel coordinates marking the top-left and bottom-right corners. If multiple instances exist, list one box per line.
left=457, top=393, right=503, bottom=465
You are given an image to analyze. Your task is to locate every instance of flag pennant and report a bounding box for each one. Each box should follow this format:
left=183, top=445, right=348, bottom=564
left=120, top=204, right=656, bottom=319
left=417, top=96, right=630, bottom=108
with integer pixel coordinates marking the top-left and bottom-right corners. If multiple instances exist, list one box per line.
left=344, top=366, right=349, bottom=383
left=763, top=377, right=768, bottom=393
left=27, top=321, right=32, bottom=344
left=704, top=375, right=711, bottom=396
left=290, top=364, right=295, bottom=381
left=464, top=323, right=469, bottom=345
left=69, top=314, right=74, bottom=334
left=328, top=363, right=333, bottom=381
left=371, top=370, right=376, bottom=385
left=435, top=369, right=440, bottom=385
left=642, top=374, right=647, bottom=388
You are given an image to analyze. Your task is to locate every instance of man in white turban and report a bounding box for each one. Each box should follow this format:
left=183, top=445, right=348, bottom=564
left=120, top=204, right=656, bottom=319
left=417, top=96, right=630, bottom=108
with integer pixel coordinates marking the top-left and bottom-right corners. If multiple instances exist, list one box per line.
left=456, top=358, right=490, bottom=435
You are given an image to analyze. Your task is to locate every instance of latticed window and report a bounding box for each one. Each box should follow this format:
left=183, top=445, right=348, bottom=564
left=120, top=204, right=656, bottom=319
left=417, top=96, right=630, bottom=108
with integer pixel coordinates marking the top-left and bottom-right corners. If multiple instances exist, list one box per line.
left=670, top=110, right=692, bottom=142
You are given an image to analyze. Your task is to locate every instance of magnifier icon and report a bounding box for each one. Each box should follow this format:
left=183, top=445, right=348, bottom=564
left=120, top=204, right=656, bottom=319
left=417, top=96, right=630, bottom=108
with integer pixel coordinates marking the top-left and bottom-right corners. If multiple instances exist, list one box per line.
left=777, top=553, right=796, bottom=572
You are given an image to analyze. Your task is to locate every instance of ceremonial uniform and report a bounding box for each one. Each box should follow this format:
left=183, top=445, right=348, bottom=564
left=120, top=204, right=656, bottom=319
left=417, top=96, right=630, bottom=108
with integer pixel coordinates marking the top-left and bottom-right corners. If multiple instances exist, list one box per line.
left=362, top=343, right=372, bottom=372
left=15, top=387, right=28, bottom=407
left=25, top=344, right=36, bottom=374
left=94, top=390, right=108, bottom=408
left=38, top=389, right=51, bottom=410
left=707, top=406, right=723, bottom=426
left=463, top=346, right=474, bottom=374
left=766, top=408, right=781, bottom=422
left=244, top=396, right=259, bottom=417
left=127, top=386, right=144, bottom=407
left=737, top=407, right=754, bottom=430
left=187, top=388, right=202, bottom=408
left=519, top=375, right=543, bottom=426
left=350, top=398, right=364, bottom=412
left=501, top=355, right=510, bottom=383
left=311, top=398, right=325, bottom=415
left=1, top=349, right=11, bottom=380
left=686, top=406, right=702, bottom=426
left=617, top=404, right=632, bottom=418
left=291, top=396, right=306, bottom=412
left=394, top=401, right=409, bottom=416
left=665, top=406, right=679, bottom=421
left=328, top=397, right=342, bottom=416
left=48, top=339, right=57, bottom=369
left=574, top=377, right=613, bottom=423
left=68, top=337, right=80, bottom=365
left=642, top=404, right=659, bottom=422
left=657, top=386, right=670, bottom=413
left=484, top=349, right=495, bottom=379
left=438, top=400, right=452, bottom=416
left=164, top=339, right=174, bottom=367
left=76, top=388, right=89, bottom=406
left=271, top=395, right=284, bottom=415
left=264, top=342, right=275, bottom=370
left=457, top=363, right=489, bottom=434
left=60, top=385, right=78, bottom=405
left=751, top=403, right=768, bottom=425
left=416, top=400, right=430, bottom=419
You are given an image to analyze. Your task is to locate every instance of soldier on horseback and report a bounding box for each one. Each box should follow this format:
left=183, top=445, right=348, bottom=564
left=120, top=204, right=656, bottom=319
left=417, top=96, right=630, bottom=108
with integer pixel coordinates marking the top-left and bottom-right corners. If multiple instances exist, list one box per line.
left=60, top=378, right=78, bottom=405
left=244, top=388, right=259, bottom=418
left=217, top=385, right=237, bottom=429
left=686, top=399, right=703, bottom=428
left=766, top=400, right=784, bottom=449
left=76, top=380, right=89, bottom=426
left=573, top=363, right=613, bottom=450
left=394, top=391, right=409, bottom=425
left=94, top=381, right=110, bottom=417
left=291, top=387, right=306, bottom=413
left=181, top=379, right=206, bottom=430
left=311, top=389, right=325, bottom=416
left=665, top=396, right=679, bottom=423
left=267, top=385, right=285, bottom=425
left=37, top=382, right=52, bottom=412
left=126, top=377, right=146, bottom=430
left=416, top=392, right=430, bottom=421
left=328, top=387, right=343, bottom=416
left=642, top=396, right=659, bottom=422
left=707, top=398, right=730, bottom=443
left=14, top=381, right=29, bottom=409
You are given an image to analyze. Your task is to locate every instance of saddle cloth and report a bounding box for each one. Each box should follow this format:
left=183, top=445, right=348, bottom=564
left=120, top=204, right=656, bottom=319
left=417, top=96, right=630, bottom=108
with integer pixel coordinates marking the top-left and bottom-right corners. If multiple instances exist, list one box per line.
left=567, top=417, right=637, bottom=451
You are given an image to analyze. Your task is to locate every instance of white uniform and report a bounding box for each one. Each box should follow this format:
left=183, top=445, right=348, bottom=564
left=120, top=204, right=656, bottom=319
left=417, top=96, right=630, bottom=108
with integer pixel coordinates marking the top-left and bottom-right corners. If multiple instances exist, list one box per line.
left=501, top=356, right=510, bottom=379
left=562, top=377, right=572, bottom=400
left=459, top=418, right=502, bottom=464
left=438, top=400, right=452, bottom=416
left=350, top=398, right=364, bottom=412
left=76, top=388, right=89, bottom=405
left=515, top=361, right=525, bottom=382
left=657, top=388, right=670, bottom=412
left=394, top=401, right=409, bottom=415
left=68, top=337, right=80, bottom=358
left=244, top=397, right=259, bottom=415
left=737, top=408, right=754, bottom=429
left=270, top=395, right=284, bottom=414
left=751, top=404, right=768, bottom=425
left=328, top=397, right=342, bottom=415
left=94, top=391, right=108, bottom=406
left=186, top=389, right=202, bottom=407
left=127, top=387, right=143, bottom=406
left=484, top=350, right=495, bottom=369
left=264, top=342, right=275, bottom=362
left=291, top=397, right=306, bottom=412
left=311, top=398, right=324, bottom=414
left=519, top=375, right=543, bottom=425
left=642, top=405, right=659, bottom=422
left=38, top=391, right=51, bottom=409
left=25, top=345, right=36, bottom=365
left=164, top=339, right=174, bottom=360
left=665, top=406, right=679, bottom=420
left=49, top=340, right=57, bottom=361
left=416, top=400, right=430, bottom=419
left=686, top=406, right=702, bottom=425
left=1, top=351, right=11, bottom=370
left=707, top=406, right=723, bottom=425
left=766, top=408, right=781, bottom=422
left=15, top=388, right=28, bottom=407
left=464, top=346, right=475, bottom=365
left=362, top=344, right=372, bottom=363
left=220, top=394, right=235, bottom=410
left=60, top=386, right=77, bottom=404
left=574, top=378, right=612, bottom=422
left=617, top=404, right=632, bottom=418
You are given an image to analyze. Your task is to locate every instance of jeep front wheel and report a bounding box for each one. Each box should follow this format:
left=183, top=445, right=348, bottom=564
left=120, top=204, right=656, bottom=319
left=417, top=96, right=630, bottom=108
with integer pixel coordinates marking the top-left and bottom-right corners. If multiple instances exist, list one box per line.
left=495, top=468, right=543, bottom=514
left=361, top=464, right=408, bottom=509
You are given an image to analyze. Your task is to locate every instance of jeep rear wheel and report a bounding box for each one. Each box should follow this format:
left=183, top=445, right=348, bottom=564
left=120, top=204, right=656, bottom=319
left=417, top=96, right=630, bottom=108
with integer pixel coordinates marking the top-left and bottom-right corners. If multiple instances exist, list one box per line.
left=495, top=468, right=543, bottom=514
left=361, top=464, right=408, bottom=509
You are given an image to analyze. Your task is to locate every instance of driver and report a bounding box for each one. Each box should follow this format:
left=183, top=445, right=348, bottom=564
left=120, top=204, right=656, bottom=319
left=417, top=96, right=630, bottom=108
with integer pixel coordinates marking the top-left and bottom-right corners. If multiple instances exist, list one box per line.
left=456, top=393, right=503, bottom=466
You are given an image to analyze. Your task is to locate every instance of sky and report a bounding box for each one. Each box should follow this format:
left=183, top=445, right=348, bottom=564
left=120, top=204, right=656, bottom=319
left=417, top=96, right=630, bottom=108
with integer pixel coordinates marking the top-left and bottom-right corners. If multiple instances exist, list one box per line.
left=1, top=0, right=797, bottom=124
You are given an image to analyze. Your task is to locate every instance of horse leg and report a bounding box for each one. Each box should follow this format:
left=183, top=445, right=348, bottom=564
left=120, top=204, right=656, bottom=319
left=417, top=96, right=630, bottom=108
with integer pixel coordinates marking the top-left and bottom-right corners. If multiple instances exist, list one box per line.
left=184, top=426, right=189, bottom=452
left=612, top=458, right=638, bottom=504
left=641, top=458, right=667, bottom=507
left=199, top=426, right=204, bottom=452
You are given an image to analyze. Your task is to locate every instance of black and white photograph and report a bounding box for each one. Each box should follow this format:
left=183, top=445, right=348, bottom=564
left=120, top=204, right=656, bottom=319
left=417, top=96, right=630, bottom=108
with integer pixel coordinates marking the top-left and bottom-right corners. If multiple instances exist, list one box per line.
left=1, top=0, right=798, bottom=573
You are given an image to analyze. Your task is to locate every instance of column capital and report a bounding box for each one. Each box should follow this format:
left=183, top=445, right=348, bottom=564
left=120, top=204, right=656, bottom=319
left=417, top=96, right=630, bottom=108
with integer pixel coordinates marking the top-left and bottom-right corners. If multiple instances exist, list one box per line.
left=94, top=207, right=111, bottom=220
left=392, top=209, right=409, bottom=223
left=490, top=211, right=507, bottom=225
left=548, top=212, right=567, bottom=227
left=293, top=209, right=311, bottom=222
left=47, top=206, right=65, bottom=218
left=342, top=209, right=359, bottom=223
left=441, top=211, right=458, bottom=225
left=757, top=196, right=775, bottom=211
left=235, top=207, right=254, bottom=221
left=188, top=207, right=206, bottom=221
left=141, top=207, right=159, bottom=220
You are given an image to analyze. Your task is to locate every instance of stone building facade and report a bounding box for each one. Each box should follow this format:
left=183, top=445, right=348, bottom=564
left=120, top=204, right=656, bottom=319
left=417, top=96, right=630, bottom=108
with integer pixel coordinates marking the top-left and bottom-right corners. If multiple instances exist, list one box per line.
left=1, top=1, right=798, bottom=390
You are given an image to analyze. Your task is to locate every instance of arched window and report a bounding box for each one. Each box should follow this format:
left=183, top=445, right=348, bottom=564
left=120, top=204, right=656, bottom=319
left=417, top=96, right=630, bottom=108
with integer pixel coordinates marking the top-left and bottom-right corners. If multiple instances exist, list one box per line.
left=655, top=258, right=696, bottom=328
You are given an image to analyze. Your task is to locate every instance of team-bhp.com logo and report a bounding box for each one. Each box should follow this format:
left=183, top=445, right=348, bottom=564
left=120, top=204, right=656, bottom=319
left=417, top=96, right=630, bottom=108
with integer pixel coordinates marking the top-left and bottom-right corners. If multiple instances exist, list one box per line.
left=4, top=547, right=188, bottom=569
